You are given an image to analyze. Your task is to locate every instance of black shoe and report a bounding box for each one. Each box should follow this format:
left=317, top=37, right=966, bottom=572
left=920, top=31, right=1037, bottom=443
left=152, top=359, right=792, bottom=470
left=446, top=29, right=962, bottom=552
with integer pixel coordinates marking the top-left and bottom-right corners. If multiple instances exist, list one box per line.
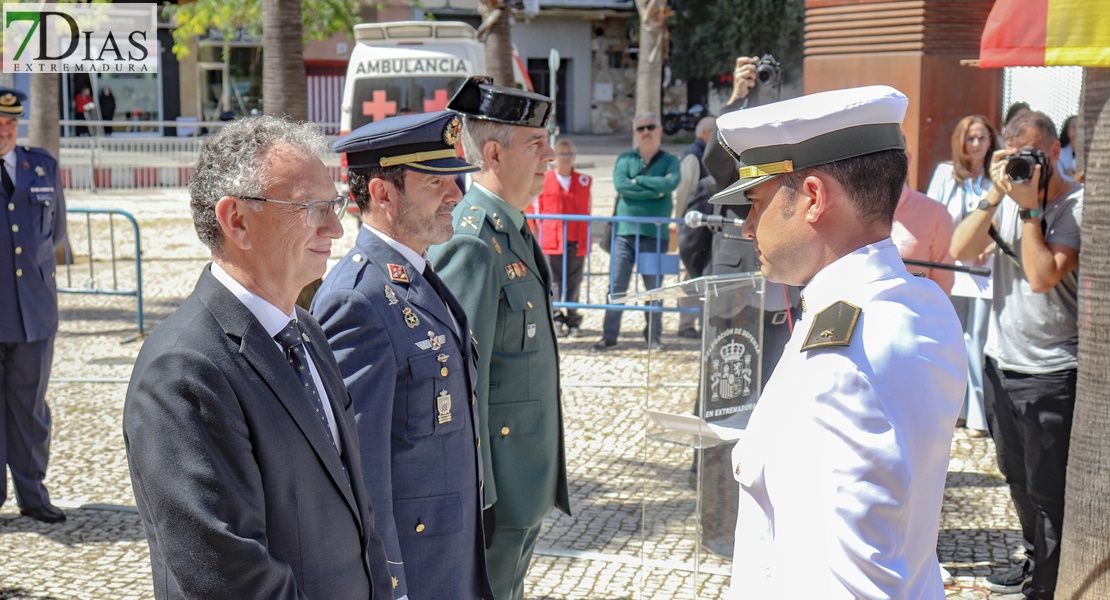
left=983, top=559, right=1032, bottom=594
left=677, top=328, right=700, bottom=339
left=20, top=503, right=67, bottom=524
left=592, top=339, right=618, bottom=351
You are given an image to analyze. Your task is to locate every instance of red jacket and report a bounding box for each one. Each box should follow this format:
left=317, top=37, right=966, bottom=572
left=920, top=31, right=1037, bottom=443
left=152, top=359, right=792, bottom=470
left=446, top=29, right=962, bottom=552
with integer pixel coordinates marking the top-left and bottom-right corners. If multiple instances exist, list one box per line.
left=537, top=169, right=591, bottom=256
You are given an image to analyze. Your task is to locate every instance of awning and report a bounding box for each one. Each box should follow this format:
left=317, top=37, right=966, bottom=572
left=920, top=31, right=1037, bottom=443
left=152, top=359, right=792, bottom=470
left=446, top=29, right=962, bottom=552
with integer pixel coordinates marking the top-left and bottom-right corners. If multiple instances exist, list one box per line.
left=980, top=0, right=1110, bottom=67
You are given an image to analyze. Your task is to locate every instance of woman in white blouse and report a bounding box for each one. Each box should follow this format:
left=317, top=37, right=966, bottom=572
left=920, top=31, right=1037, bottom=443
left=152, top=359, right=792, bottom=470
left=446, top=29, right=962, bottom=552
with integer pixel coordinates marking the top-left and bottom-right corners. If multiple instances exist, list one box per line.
left=927, top=115, right=997, bottom=437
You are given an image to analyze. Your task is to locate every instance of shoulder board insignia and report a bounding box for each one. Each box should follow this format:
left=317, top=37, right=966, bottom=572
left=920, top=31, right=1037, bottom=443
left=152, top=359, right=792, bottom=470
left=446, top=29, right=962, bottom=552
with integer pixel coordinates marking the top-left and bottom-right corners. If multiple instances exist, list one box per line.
left=384, top=285, right=398, bottom=305
left=461, top=215, right=480, bottom=230
left=800, top=300, right=861, bottom=352
left=387, top=263, right=409, bottom=283
left=491, top=213, right=504, bottom=230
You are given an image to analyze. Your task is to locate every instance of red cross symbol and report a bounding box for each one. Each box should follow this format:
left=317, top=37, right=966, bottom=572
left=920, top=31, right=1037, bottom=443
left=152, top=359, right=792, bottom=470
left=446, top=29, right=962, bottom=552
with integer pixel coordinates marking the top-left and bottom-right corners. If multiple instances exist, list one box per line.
left=424, top=89, right=450, bottom=113
left=362, top=90, right=397, bottom=121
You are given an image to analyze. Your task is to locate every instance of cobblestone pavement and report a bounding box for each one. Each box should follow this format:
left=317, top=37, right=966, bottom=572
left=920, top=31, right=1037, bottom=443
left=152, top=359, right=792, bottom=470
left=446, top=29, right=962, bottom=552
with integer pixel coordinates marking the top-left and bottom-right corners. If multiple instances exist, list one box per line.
left=2, top=138, right=1026, bottom=599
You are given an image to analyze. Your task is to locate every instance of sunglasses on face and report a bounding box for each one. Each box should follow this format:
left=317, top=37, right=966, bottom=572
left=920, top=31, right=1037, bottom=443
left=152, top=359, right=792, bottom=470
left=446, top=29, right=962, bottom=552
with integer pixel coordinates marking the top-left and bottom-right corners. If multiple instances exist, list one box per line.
left=635, top=124, right=659, bottom=133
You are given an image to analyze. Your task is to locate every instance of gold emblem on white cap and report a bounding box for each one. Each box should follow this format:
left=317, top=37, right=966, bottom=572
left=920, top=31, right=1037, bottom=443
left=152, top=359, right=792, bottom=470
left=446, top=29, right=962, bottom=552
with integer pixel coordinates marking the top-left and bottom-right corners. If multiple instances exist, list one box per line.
left=0, top=94, right=16, bottom=106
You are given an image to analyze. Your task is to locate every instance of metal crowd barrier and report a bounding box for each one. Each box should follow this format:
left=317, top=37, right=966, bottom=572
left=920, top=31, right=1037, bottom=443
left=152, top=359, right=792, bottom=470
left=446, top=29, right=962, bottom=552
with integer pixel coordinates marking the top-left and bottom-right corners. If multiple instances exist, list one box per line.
left=525, top=213, right=692, bottom=315
left=21, top=122, right=342, bottom=192
left=59, top=207, right=144, bottom=338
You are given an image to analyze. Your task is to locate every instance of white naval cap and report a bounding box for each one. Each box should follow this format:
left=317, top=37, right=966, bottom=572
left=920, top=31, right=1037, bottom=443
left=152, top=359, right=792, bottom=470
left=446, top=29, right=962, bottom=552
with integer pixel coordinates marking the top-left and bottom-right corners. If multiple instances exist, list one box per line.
left=710, top=85, right=909, bottom=204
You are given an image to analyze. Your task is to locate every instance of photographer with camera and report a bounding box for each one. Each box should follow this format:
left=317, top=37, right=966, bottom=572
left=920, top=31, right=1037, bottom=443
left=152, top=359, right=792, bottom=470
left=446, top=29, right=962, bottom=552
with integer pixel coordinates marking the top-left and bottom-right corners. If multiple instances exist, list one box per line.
left=950, top=111, right=1083, bottom=598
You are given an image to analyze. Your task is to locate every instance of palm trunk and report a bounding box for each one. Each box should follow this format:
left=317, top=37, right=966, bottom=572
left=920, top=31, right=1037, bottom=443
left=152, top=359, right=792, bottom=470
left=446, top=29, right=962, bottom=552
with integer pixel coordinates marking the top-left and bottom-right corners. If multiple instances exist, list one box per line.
left=1057, top=66, right=1110, bottom=599
left=29, top=73, right=60, bottom=156
left=261, top=0, right=308, bottom=121
left=635, top=0, right=666, bottom=117
left=478, top=0, right=514, bottom=86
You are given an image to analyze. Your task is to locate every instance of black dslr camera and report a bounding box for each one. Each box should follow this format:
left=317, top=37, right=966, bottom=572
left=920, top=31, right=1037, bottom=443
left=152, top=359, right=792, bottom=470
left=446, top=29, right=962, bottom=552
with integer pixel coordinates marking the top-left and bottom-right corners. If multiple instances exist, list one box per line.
left=1004, top=147, right=1049, bottom=183
left=755, top=54, right=782, bottom=87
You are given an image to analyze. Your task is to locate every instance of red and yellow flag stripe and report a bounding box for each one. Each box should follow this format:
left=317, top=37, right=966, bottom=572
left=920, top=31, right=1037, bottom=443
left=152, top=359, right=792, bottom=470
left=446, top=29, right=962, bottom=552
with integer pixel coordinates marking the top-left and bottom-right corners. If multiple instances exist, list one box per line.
left=980, top=0, right=1110, bottom=67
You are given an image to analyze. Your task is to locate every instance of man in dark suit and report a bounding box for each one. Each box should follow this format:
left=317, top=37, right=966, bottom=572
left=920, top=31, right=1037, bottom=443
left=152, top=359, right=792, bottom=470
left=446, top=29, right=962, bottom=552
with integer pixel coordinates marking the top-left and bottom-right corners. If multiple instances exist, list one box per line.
left=124, top=116, right=393, bottom=599
left=0, top=88, right=68, bottom=524
left=313, top=110, right=493, bottom=600
left=427, top=77, right=570, bottom=600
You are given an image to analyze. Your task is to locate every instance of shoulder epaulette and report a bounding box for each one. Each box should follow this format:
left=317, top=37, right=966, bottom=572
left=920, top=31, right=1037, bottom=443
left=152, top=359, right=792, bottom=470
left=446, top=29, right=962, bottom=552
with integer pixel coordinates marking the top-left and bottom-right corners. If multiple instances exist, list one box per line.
left=800, top=300, right=861, bottom=352
left=455, top=204, right=486, bottom=237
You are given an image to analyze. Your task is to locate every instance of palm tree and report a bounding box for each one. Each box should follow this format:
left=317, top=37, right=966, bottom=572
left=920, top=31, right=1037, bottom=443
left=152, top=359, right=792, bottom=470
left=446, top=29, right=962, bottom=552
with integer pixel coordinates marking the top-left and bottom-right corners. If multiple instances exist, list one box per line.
left=261, top=0, right=308, bottom=121
left=1057, top=66, right=1110, bottom=599
left=477, top=0, right=514, bottom=86
left=634, top=0, right=669, bottom=117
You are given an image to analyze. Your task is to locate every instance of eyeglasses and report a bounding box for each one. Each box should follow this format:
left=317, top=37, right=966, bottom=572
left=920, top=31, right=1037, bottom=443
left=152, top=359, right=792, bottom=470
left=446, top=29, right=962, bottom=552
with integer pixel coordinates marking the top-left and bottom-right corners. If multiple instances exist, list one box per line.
left=238, top=194, right=349, bottom=227
left=635, top=124, right=659, bottom=133
left=965, top=135, right=989, bottom=144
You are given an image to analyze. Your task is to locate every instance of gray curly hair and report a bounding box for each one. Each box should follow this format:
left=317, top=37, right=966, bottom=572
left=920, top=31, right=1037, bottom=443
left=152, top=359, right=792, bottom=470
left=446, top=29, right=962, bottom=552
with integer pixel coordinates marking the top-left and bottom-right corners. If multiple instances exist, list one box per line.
left=189, top=116, right=330, bottom=252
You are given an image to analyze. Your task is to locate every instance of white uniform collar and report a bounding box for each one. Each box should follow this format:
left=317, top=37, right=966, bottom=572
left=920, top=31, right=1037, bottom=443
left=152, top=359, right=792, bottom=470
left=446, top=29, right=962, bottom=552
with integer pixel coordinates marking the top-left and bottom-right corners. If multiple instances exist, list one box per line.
left=210, top=261, right=297, bottom=338
left=801, top=238, right=902, bottom=315
left=362, top=223, right=427, bottom=272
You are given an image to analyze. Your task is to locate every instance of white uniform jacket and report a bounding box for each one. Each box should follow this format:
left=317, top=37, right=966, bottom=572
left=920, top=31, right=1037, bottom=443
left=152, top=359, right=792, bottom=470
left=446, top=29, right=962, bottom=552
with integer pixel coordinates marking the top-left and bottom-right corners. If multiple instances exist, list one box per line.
left=728, top=239, right=967, bottom=599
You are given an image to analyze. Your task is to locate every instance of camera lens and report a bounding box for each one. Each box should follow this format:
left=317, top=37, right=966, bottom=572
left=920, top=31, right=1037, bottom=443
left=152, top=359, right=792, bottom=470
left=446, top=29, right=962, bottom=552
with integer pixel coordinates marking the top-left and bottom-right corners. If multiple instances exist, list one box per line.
left=1005, top=156, right=1036, bottom=182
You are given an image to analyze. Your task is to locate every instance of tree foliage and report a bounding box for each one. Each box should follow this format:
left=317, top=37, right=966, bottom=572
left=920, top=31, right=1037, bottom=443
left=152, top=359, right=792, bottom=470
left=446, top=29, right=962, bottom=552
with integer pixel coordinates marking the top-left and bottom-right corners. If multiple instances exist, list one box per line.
left=669, top=0, right=805, bottom=86
left=163, top=0, right=362, bottom=58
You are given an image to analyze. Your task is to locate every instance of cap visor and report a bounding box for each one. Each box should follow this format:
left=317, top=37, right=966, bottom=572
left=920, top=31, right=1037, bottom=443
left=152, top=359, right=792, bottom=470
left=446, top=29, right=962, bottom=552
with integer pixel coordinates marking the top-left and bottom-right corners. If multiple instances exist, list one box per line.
left=708, top=174, right=779, bottom=205
left=404, top=157, right=479, bottom=175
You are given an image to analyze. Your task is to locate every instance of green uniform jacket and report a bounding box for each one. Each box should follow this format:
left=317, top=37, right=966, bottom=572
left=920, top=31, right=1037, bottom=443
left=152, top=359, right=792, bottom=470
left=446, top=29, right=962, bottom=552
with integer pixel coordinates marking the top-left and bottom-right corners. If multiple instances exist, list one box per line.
left=427, top=185, right=571, bottom=529
left=613, top=149, right=681, bottom=239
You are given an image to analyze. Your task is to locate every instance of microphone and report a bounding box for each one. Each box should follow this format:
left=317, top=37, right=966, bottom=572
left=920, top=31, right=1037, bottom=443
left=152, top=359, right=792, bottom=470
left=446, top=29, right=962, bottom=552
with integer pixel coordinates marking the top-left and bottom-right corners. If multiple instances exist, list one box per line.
left=684, top=210, right=745, bottom=229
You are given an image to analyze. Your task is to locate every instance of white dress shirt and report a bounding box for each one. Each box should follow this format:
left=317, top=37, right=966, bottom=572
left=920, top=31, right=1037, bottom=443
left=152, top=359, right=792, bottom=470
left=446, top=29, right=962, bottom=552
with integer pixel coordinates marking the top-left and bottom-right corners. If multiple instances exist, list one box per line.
left=210, top=262, right=341, bottom=450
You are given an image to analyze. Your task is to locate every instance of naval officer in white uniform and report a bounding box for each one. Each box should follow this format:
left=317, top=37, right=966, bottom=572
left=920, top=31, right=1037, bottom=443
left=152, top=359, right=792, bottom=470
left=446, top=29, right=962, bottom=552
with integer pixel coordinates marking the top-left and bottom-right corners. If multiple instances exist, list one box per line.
left=709, top=86, right=967, bottom=598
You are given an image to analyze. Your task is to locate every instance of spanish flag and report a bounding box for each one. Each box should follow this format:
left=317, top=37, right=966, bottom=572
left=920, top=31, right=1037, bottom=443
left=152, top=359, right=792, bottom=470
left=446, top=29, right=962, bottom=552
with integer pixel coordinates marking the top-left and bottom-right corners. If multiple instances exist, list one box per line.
left=980, top=0, right=1110, bottom=67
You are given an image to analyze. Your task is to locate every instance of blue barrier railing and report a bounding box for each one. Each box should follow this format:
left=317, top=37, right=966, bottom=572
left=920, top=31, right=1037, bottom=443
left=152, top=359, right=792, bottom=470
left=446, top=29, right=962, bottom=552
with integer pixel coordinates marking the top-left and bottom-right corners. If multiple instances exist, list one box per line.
left=525, top=213, right=696, bottom=315
left=59, top=207, right=144, bottom=337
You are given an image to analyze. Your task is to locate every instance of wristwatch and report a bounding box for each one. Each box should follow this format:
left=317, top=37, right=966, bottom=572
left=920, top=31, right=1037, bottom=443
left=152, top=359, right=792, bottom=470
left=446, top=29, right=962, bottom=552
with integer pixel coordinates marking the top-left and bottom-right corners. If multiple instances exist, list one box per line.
left=1018, top=208, right=1044, bottom=220
left=977, top=198, right=1000, bottom=211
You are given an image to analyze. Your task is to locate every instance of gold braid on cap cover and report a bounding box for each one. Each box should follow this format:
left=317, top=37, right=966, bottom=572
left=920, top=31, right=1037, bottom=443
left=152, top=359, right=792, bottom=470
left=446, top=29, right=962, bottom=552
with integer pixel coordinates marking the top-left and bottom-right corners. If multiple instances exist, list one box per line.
left=739, top=160, right=794, bottom=179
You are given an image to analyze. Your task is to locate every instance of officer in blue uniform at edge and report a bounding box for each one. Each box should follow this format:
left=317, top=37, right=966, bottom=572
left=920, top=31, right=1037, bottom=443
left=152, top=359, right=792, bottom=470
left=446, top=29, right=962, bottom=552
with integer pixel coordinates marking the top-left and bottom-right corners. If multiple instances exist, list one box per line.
left=427, top=76, right=571, bottom=600
left=0, top=87, right=68, bottom=524
left=312, top=110, right=493, bottom=600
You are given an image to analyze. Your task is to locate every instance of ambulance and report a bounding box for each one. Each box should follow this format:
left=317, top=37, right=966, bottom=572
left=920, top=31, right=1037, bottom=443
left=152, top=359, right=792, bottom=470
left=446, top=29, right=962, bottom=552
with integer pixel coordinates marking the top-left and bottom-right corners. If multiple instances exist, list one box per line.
left=340, top=20, right=533, bottom=135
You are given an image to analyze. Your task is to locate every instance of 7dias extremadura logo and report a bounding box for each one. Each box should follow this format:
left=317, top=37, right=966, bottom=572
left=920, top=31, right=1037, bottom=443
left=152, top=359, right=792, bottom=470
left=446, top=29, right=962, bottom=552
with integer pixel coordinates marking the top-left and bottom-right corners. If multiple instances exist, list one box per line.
left=3, top=3, right=157, bottom=74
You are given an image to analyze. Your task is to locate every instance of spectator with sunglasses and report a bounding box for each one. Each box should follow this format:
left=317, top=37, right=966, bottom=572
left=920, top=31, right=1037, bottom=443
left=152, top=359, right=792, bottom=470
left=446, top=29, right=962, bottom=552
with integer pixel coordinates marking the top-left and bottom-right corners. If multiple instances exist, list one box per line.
left=593, top=112, right=681, bottom=352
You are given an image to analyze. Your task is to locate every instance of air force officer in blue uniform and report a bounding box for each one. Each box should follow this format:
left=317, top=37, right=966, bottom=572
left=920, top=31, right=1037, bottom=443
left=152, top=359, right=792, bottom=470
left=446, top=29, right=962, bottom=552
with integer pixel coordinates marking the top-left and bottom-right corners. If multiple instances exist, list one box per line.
left=0, top=88, right=68, bottom=524
left=313, top=111, right=493, bottom=600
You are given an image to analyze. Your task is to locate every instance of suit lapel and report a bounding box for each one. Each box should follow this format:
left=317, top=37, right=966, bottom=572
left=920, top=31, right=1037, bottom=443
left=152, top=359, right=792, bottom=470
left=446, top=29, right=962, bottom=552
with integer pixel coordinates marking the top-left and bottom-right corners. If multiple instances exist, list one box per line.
left=195, top=268, right=362, bottom=525
left=358, top=228, right=459, bottom=337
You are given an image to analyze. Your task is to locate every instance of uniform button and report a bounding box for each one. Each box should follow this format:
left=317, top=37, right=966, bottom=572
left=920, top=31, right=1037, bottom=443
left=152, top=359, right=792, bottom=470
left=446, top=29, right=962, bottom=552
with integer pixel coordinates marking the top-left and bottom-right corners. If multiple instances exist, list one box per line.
left=440, top=367, right=448, bottom=377
left=526, top=301, right=533, bottom=309
left=500, top=426, right=510, bottom=435
left=10, top=224, right=17, bottom=232
left=14, top=246, right=21, bottom=255
left=44, top=200, right=50, bottom=206
left=415, top=523, right=425, bottom=533
left=15, top=268, right=23, bottom=277
left=7, top=202, right=13, bottom=211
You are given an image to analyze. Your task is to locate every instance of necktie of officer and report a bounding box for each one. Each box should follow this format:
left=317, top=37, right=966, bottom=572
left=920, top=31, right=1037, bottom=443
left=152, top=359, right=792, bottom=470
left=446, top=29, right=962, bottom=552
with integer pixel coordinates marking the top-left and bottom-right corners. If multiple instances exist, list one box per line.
left=274, top=320, right=338, bottom=452
left=423, top=263, right=450, bottom=306
left=1, top=159, right=13, bottom=197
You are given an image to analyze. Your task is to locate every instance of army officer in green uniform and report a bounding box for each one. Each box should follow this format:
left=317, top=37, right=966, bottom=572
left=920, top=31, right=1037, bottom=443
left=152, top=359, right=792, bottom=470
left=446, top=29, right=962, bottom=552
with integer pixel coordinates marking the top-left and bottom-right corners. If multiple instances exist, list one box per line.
left=427, top=77, right=570, bottom=600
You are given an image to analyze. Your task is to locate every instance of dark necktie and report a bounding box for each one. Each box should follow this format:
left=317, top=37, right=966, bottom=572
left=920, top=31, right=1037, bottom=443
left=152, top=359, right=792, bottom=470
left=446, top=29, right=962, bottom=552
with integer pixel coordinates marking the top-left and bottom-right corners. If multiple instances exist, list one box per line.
left=423, top=263, right=451, bottom=306
left=1, top=159, right=13, bottom=197
left=274, top=320, right=338, bottom=451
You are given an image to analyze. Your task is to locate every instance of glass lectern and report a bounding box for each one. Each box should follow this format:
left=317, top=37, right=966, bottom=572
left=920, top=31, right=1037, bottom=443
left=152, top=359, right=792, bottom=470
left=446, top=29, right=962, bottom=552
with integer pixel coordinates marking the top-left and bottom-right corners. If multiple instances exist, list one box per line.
left=610, top=271, right=766, bottom=599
